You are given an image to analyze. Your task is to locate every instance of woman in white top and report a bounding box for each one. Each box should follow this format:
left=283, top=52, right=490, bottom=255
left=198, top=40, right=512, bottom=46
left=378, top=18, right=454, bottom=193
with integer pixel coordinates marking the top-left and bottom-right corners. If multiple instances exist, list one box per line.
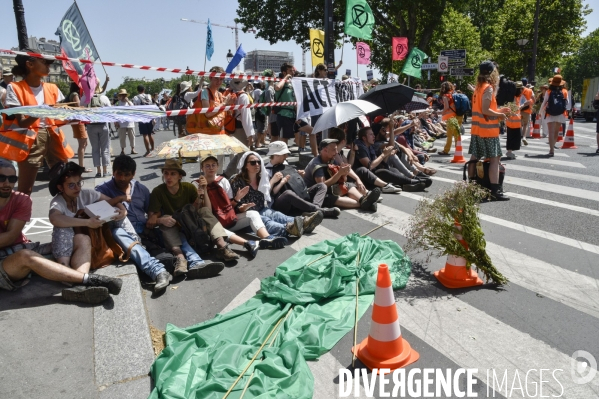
left=540, top=75, right=569, bottom=156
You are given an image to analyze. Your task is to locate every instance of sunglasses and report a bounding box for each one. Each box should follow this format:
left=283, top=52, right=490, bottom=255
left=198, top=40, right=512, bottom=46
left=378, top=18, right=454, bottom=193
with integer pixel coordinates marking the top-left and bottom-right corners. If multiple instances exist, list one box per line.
left=247, top=160, right=261, bottom=166
left=65, top=181, right=84, bottom=190
left=0, top=174, right=18, bottom=183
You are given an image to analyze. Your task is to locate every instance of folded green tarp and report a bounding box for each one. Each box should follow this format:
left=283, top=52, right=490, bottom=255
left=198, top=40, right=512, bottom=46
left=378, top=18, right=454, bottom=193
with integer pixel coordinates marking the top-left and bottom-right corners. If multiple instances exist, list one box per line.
left=149, top=233, right=411, bottom=399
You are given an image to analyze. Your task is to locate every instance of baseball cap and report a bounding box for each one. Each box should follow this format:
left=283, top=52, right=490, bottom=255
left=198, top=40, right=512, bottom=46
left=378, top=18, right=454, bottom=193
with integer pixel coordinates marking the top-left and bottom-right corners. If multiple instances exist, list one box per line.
left=318, top=138, right=339, bottom=150
left=479, top=61, right=495, bottom=75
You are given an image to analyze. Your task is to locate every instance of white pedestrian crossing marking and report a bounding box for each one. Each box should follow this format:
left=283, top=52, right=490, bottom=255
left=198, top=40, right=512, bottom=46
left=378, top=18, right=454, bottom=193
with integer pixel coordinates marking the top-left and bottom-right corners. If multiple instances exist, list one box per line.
left=22, top=218, right=53, bottom=235
left=521, top=149, right=569, bottom=157
left=518, top=157, right=586, bottom=168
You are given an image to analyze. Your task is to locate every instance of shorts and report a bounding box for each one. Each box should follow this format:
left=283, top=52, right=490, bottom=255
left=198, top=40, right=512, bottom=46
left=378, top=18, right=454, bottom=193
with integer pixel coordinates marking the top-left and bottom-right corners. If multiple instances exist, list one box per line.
left=138, top=122, right=154, bottom=136
left=255, top=115, right=266, bottom=133
left=270, top=117, right=279, bottom=137
left=322, top=192, right=339, bottom=208
left=276, top=115, right=295, bottom=139
left=72, top=124, right=88, bottom=139
left=20, top=127, right=64, bottom=168
left=294, top=119, right=309, bottom=136
left=0, top=256, right=29, bottom=291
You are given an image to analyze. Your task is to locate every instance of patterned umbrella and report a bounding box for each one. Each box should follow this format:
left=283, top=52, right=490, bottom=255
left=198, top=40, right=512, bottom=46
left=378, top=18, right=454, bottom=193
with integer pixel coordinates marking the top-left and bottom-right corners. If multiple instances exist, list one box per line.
left=402, top=95, right=430, bottom=112
left=148, top=134, right=249, bottom=158
left=0, top=104, right=163, bottom=124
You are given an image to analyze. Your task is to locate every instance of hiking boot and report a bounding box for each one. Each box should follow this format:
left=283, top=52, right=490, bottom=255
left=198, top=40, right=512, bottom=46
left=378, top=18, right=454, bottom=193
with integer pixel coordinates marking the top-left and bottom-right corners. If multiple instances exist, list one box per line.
left=285, top=216, right=304, bottom=237
left=302, top=211, right=323, bottom=234
left=320, top=207, right=341, bottom=218
left=402, top=182, right=426, bottom=192
left=359, top=188, right=381, bottom=211
left=244, top=240, right=259, bottom=259
left=382, top=184, right=401, bottom=193
left=187, top=262, right=225, bottom=279
left=154, top=271, right=171, bottom=293
left=490, top=184, right=510, bottom=201
left=62, top=285, right=110, bottom=304
left=259, top=236, right=288, bottom=249
left=173, top=256, right=188, bottom=277
left=216, top=246, right=240, bottom=262
left=87, top=274, right=123, bottom=295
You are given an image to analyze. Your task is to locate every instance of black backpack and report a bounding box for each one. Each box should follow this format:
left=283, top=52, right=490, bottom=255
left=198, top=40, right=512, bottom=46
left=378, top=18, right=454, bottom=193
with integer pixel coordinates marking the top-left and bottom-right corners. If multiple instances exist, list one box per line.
left=267, top=163, right=310, bottom=202
left=546, top=89, right=566, bottom=116
left=172, top=204, right=212, bottom=254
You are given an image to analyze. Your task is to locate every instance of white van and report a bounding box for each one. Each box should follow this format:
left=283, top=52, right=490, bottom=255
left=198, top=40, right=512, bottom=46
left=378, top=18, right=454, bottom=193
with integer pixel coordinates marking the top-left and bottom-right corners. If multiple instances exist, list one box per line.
left=581, top=77, right=599, bottom=121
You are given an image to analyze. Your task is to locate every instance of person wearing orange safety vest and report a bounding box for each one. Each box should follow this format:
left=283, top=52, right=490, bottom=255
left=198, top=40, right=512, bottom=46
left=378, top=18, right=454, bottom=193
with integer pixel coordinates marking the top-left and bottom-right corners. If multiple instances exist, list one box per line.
left=0, top=52, right=74, bottom=196
left=505, top=81, right=528, bottom=159
left=520, top=78, right=535, bottom=144
left=468, top=61, right=511, bottom=201
left=438, top=81, right=462, bottom=156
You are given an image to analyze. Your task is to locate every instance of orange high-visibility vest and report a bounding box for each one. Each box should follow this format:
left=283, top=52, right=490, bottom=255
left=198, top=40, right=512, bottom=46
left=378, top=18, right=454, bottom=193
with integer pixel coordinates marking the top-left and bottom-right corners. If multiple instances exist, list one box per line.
left=506, top=95, right=521, bottom=129
left=471, top=83, right=500, bottom=138
left=562, top=88, right=569, bottom=117
left=521, top=87, right=533, bottom=114
left=0, top=81, right=74, bottom=162
left=186, top=87, right=226, bottom=135
left=441, top=92, right=456, bottom=121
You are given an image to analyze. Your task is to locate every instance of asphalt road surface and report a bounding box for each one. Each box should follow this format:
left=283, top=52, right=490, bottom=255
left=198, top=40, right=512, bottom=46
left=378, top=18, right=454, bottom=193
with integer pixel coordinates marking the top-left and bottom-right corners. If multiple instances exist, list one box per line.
left=22, top=119, right=599, bottom=398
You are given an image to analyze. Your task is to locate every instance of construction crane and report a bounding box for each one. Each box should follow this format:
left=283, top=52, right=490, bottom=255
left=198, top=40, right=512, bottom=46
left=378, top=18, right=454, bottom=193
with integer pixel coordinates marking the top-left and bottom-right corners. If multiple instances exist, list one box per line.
left=181, top=18, right=256, bottom=72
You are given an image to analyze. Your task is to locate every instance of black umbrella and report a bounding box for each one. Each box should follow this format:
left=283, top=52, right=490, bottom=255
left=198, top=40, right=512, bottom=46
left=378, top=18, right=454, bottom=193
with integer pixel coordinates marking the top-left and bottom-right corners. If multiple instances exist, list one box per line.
left=359, top=83, right=415, bottom=116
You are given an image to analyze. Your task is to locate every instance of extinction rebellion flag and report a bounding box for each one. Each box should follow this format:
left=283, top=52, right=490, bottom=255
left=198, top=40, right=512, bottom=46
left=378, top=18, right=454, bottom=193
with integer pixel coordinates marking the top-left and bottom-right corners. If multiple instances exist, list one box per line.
left=401, top=47, right=427, bottom=79
left=55, top=3, right=99, bottom=75
left=344, top=0, right=374, bottom=40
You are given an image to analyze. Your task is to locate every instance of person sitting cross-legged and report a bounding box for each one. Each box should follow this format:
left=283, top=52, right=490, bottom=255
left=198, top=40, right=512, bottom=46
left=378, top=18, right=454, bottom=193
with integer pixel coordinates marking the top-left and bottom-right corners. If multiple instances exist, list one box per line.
left=0, top=159, right=121, bottom=304
left=95, top=155, right=172, bottom=293
left=146, top=159, right=233, bottom=278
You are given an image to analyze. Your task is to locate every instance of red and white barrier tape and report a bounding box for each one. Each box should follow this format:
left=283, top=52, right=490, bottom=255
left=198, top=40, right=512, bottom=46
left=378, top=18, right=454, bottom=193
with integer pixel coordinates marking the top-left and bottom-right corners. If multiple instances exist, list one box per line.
left=0, top=48, right=282, bottom=81
left=165, top=102, right=297, bottom=116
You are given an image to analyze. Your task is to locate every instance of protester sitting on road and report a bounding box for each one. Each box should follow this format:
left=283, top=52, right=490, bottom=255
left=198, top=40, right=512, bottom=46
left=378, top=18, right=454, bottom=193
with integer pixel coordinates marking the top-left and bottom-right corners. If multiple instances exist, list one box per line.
left=95, top=155, right=172, bottom=293
left=396, top=116, right=432, bottom=167
left=264, top=141, right=340, bottom=219
left=0, top=159, right=121, bottom=304
left=200, top=155, right=284, bottom=254
left=230, top=152, right=314, bottom=240
left=303, top=139, right=381, bottom=211
left=353, top=127, right=426, bottom=193
left=146, top=159, right=231, bottom=277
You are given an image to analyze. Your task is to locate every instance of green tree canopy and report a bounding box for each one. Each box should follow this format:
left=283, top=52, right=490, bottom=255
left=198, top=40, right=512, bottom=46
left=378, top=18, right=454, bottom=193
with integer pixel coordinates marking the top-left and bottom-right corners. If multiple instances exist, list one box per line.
left=562, top=27, right=599, bottom=95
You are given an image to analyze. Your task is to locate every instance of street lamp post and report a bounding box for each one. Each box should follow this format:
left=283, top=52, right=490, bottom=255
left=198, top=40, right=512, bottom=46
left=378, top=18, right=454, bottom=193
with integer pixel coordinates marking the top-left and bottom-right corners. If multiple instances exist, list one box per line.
left=226, top=49, right=234, bottom=64
left=516, top=39, right=529, bottom=79
left=530, top=0, right=541, bottom=84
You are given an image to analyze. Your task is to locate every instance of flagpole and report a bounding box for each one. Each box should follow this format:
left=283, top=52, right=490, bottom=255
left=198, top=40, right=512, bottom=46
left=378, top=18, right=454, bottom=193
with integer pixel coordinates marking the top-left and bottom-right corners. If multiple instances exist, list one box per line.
left=73, top=0, right=107, bottom=77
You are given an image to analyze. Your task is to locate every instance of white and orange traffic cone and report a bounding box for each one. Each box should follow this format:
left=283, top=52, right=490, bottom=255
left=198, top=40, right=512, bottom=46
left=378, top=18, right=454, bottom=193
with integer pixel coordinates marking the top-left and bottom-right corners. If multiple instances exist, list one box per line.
left=531, top=117, right=542, bottom=139
left=352, top=264, right=420, bottom=372
left=450, top=137, right=467, bottom=163
left=527, top=119, right=533, bottom=138
left=433, top=221, right=483, bottom=289
left=561, top=118, right=578, bottom=149
left=557, top=124, right=564, bottom=142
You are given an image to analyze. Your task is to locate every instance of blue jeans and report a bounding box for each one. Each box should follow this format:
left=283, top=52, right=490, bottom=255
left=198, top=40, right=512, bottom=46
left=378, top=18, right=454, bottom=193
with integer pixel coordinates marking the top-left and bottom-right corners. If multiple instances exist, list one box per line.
left=110, top=219, right=166, bottom=280
left=180, top=233, right=205, bottom=268
left=258, top=208, right=293, bottom=237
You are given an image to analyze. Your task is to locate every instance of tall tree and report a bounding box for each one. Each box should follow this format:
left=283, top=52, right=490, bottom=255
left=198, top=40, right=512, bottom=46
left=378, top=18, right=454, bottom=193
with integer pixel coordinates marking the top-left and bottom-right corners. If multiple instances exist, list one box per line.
left=562, top=28, right=599, bottom=95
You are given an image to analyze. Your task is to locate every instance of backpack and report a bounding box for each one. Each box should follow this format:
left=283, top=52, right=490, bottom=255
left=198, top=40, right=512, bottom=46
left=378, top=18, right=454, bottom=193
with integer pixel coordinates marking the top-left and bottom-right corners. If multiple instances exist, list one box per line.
left=136, top=93, right=152, bottom=105
left=206, top=177, right=238, bottom=228
left=166, top=94, right=189, bottom=122
left=451, top=93, right=470, bottom=116
left=463, top=159, right=505, bottom=192
left=89, top=94, right=103, bottom=108
left=267, top=163, right=310, bottom=202
left=172, top=204, right=212, bottom=254
left=546, top=89, right=566, bottom=116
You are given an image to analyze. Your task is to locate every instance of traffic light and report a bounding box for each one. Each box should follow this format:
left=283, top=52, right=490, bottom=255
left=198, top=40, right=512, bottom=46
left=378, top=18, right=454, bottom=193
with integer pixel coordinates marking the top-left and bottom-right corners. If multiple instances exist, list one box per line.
left=440, top=75, right=446, bottom=83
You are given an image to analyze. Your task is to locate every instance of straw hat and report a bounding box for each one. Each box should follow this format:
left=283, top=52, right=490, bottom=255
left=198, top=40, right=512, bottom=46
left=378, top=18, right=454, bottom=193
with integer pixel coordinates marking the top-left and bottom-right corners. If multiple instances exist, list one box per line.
left=549, top=75, right=562, bottom=86
left=117, top=89, right=128, bottom=96
left=180, top=80, right=192, bottom=93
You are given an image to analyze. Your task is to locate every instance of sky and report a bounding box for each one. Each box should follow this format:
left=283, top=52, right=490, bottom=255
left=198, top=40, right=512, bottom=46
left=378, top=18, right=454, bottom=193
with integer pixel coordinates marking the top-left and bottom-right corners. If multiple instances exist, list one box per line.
left=1, top=0, right=598, bottom=91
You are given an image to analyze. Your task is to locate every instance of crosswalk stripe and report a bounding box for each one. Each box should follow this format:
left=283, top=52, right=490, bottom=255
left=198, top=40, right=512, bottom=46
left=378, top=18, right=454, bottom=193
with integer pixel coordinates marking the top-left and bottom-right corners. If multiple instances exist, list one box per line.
left=427, top=176, right=599, bottom=217
left=435, top=165, right=599, bottom=201
left=520, top=149, right=569, bottom=157
left=518, top=157, right=586, bottom=168
left=345, top=206, right=599, bottom=397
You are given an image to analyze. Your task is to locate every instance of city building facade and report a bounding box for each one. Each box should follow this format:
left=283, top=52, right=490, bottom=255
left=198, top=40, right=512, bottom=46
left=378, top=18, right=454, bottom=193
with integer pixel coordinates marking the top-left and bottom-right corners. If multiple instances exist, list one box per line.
left=0, top=36, right=70, bottom=83
left=243, top=50, right=294, bottom=75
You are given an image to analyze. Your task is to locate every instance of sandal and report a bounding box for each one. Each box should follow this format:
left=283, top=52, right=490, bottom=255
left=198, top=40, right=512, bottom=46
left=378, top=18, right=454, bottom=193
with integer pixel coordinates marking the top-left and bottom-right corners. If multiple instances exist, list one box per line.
left=84, top=168, right=94, bottom=173
left=424, top=168, right=437, bottom=176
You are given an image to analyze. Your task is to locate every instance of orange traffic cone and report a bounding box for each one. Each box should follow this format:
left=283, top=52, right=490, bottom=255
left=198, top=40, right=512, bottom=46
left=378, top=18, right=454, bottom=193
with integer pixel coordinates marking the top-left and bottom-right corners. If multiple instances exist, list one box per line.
left=561, top=118, right=578, bottom=149
left=557, top=124, right=564, bottom=142
left=450, top=137, right=467, bottom=163
left=433, top=221, right=484, bottom=289
left=531, top=117, right=541, bottom=139
left=352, top=264, right=419, bottom=372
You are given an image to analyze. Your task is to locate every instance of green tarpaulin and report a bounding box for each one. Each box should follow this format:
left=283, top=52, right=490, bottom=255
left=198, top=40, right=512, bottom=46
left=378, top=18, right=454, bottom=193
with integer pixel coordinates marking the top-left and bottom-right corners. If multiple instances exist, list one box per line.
left=149, top=233, right=411, bottom=399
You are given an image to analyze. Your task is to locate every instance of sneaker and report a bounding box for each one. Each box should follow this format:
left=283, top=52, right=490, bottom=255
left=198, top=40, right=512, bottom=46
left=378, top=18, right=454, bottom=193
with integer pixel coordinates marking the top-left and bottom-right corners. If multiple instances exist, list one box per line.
left=154, top=271, right=171, bottom=293
left=506, top=153, right=516, bottom=159
left=401, top=182, right=426, bottom=192
left=359, top=188, right=381, bottom=211
left=302, top=211, right=323, bottom=234
left=259, top=236, right=288, bottom=249
left=369, top=202, right=378, bottom=212
left=415, top=176, right=433, bottom=188
left=187, top=262, right=225, bottom=279
left=320, top=207, right=341, bottom=218
left=382, top=184, right=401, bottom=193
left=173, top=256, right=188, bottom=277
left=244, top=240, right=259, bottom=259
left=87, top=274, right=123, bottom=295
left=377, top=197, right=383, bottom=203
left=285, top=216, right=304, bottom=237
left=62, top=285, right=110, bottom=304
left=427, top=147, right=437, bottom=153
left=522, top=138, right=528, bottom=146
left=216, top=246, right=240, bottom=262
